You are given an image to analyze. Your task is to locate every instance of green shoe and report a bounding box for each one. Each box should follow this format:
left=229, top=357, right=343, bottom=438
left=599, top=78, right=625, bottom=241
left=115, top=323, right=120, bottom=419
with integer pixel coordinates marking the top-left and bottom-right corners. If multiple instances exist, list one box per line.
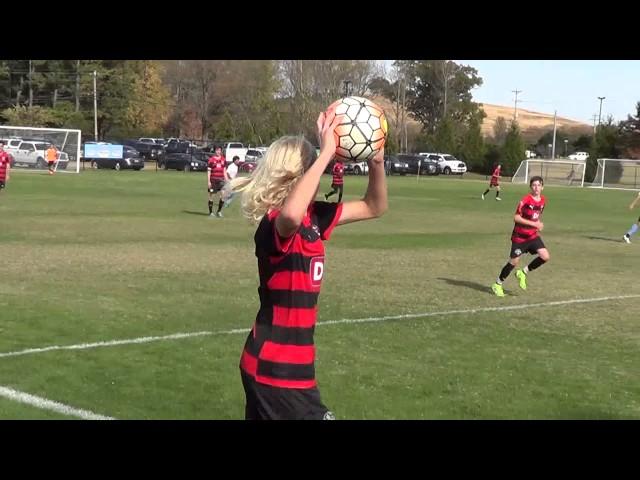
left=491, top=283, right=505, bottom=297
left=516, top=269, right=527, bottom=290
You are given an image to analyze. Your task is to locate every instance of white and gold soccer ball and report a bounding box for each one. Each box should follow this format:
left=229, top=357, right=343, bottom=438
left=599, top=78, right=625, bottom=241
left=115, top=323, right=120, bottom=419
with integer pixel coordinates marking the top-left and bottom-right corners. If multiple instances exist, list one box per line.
left=325, top=96, right=388, bottom=162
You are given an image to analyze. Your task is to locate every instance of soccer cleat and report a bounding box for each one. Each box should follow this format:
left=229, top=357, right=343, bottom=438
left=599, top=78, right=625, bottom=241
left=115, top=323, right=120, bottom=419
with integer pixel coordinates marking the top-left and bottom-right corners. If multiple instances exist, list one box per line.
left=623, top=234, right=631, bottom=244
left=481, top=194, right=485, bottom=200
left=216, top=212, right=223, bottom=218
left=491, top=283, right=505, bottom=297
left=496, top=197, right=502, bottom=201
left=515, top=269, right=527, bottom=290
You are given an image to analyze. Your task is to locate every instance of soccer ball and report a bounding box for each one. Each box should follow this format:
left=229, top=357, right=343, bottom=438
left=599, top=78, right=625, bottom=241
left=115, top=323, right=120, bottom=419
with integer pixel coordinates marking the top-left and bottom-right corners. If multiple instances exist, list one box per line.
left=325, top=96, right=388, bottom=162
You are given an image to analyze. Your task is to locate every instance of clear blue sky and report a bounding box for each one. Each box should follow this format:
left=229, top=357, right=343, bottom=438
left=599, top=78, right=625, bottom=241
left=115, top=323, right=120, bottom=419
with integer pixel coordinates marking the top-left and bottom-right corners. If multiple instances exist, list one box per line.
left=382, top=60, right=640, bottom=124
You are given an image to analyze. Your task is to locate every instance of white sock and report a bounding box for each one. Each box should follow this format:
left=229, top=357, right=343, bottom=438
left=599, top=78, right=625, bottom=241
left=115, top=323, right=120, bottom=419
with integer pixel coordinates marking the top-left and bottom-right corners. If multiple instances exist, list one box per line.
left=523, top=266, right=529, bottom=274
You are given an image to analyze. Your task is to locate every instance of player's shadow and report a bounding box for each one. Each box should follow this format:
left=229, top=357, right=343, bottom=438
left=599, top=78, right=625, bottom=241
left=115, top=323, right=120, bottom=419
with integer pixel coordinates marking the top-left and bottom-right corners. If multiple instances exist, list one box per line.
left=182, top=210, right=210, bottom=216
left=437, top=277, right=513, bottom=295
left=583, top=235, right=622, bottom=244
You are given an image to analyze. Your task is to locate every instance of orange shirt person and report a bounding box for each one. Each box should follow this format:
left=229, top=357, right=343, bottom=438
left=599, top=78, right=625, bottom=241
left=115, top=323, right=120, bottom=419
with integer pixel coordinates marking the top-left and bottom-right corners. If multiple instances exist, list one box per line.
left=46, top=144, right=58, bottom=175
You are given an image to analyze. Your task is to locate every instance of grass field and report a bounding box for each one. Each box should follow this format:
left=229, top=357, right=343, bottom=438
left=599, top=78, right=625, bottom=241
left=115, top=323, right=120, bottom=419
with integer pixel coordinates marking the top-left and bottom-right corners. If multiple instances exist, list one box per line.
left=0, top=168, right=638, bottom=419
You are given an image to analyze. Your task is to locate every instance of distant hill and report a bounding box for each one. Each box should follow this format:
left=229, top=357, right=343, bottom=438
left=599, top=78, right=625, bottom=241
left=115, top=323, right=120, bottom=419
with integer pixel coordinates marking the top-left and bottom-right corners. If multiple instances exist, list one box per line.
left=370, top=96, right=594, bottom=146
left=480, top=103, right=593, bottom=143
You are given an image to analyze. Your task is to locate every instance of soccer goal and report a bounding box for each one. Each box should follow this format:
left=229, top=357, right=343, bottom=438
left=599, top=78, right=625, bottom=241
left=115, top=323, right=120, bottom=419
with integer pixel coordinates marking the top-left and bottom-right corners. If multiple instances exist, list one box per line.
left=590, top=159, right=640, bottom=190
left=0, top=125, right=82, bottom=173
left=511, top=159, right=586, bottom=187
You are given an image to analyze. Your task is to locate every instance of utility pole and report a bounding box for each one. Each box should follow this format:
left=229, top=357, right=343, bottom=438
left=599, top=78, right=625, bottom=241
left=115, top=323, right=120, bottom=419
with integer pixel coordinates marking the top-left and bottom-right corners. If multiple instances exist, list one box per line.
left=597, top=96, right=606, bottom=126
left=551, top=110, right=557, bottom=160
left=75, top=60, right=81, bottom=112
left=591, top=114, right=598, bottom=135
left=512, top=89, right=522, bottom=121
left=28, top=60, right=33, bottom=107
left=93, top=71, right=98, bottom=141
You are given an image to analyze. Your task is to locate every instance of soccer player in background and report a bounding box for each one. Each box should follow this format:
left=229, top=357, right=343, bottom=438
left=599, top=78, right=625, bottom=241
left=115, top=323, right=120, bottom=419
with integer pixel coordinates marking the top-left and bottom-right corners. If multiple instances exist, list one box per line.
left=482, top=163, right=502, bottom=201
left=222, top=156, right=241, bottom=209
left=206, top=146, right=228, bottom=217
left=0, top=141, right=11, bottom=193
left=325, top=157, right=344, bottom=203
left=228, top=108, right=387, bottom=420
left=622, top=191, right=640, bottom=243
left=46, top=144, right=58, bottom=175
left=491, top=176, right=550, bottom=297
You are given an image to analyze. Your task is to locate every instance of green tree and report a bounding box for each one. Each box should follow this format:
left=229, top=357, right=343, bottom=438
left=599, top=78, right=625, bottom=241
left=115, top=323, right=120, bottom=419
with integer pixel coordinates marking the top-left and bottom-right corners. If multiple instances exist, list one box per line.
left=458, top=113, right=486, bottom=171
left=587, top=117, right=622, bottom=182
left=502, top=121, right=525, bottom=175
left=492, top=116, right=508, bottom=145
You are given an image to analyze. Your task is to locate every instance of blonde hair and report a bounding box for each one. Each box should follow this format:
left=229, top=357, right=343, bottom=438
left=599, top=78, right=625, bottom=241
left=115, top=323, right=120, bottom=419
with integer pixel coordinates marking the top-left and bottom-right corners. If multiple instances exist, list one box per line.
left=229, top=136, right=317, bottom=224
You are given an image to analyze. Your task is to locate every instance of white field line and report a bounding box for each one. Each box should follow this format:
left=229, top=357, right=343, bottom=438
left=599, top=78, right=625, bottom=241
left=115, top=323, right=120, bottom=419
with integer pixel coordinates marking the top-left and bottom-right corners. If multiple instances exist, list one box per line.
left=0, top=385, right=114, bottom=420
left=0, top=294, right=637, bottom=360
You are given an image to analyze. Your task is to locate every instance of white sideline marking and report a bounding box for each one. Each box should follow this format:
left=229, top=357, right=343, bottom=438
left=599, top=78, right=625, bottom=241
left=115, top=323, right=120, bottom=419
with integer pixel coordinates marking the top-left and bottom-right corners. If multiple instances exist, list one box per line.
left=0, top=294, right=638, bottom=360
left=0, top=385, right=114, bottom=420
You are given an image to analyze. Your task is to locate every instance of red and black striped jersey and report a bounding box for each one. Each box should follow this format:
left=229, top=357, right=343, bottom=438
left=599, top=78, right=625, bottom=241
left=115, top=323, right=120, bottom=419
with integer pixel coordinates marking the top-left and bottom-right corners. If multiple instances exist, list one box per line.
left=491, top=166, right=501, bottom=180
left=512, top=193, right=546, bottom=243
left=332, top=162, right=344, bottom=185
left=208, top=155, right=226, bottom=179
left=240, top=201, right=343, bottom=389
left=0, top=151, right=9, bottom=181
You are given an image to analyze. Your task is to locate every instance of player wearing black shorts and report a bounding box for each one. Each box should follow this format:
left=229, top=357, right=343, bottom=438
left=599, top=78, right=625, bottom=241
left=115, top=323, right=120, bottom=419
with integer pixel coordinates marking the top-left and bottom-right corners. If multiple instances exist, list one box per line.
left=491, top=176, right=550, bottom=297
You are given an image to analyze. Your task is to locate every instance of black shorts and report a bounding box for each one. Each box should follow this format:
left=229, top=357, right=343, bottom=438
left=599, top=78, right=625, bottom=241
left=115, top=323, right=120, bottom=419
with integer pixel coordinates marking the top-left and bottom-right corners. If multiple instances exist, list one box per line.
left=489, top=179, right=499, bottom=187
left=47, top=160, right=55, bottom=167
left=241, top=370, right=334, bottom=420
left=0, top=180, right=5, bottom=189
left=208, top=179, right=225, bottom=193
left=331, top=183, right=343, bottom=190
left=510, top=237, right=546, bottom=258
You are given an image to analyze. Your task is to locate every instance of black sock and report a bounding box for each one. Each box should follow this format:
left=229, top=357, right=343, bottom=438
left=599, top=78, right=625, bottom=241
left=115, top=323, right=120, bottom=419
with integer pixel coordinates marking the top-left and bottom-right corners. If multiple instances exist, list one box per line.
left=208, top=200, right=213, bottom=214
left=217, top=200, right=224, bottom=213
left=483, top=189, right=490, bottom=196
left=499, top=262, right=515, bottom=282
left=326, top=190, right=335, bottom=199
left=527, top=256, right=546, bottom=272
left=496, top=191, right=500, bottom=198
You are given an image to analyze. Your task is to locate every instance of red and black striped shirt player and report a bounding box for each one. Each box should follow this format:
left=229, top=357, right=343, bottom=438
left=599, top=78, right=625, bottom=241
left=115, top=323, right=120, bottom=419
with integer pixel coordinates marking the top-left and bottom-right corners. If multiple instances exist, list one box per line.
left=0, top=141, right=11, bottom=192
left=207, top=146, right=228, bottom=217
left=232, top=108, right=388, bottom=420
left=239, top=201, right=342, bottom=418
left=324, top=159, right=345, bottom=203
left=491, top=176, right=550, bottom=297
left=482, top=164, right=502, bottom=201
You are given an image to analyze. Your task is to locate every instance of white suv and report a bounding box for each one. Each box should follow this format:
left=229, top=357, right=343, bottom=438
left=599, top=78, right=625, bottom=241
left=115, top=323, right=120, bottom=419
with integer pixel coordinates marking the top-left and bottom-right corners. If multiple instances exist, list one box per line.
left=568, top=151, right=589, bottom=161
left=419, top=153, right=467, bottom=175
left=11, top=140, right=69, bottom=169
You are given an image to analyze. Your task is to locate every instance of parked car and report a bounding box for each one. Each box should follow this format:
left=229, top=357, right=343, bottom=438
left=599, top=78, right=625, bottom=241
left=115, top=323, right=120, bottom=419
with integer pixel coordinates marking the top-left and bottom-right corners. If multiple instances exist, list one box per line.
left=11, top=140, right=69, bottom=170
left=121, top=139, right=164, bottom=160
left=244, top=149, right=264, bottom=163
left=419, top=153, right=467, bottom=175
left=93, top=145, right=144, bottom=171
left=384, top=155, right=410, bottom=175
left=239, top=160, right=257, bottom=173
left=397, top=154, right=439, bottom=175
left=161, top=152, right=208, bottom=172
left=344, top=161, right=368, bottom=175
left=568, top=151, right=589, bottom=161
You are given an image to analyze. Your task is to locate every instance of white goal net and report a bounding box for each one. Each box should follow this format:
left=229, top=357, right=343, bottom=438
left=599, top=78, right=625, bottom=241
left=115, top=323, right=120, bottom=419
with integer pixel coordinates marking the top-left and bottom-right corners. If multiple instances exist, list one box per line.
left=511, top=159, right=586, bottom=187
left=590, top=159, right=640, bottom=190
left=0, top=125, right=82, bottom=173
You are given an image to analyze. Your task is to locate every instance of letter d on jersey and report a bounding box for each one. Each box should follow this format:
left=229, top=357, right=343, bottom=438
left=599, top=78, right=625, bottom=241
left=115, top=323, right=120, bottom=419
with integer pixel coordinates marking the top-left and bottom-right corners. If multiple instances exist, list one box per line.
left=310, top=256, right=325, bottom=287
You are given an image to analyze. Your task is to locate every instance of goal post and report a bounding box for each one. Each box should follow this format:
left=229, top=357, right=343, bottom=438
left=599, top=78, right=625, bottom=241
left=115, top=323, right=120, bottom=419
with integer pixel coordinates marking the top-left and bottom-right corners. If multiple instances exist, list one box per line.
left=0, top=125, right=82, bottom=173
left=511, top=159, right=586, bottom=187
left=590, top=158, right=640, bottom=190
